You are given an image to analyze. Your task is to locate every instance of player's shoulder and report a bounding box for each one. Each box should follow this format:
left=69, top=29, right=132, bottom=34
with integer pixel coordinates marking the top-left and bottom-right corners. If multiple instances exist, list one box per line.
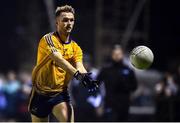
left=41, top=32, right=55, bottom=40
left=39, top=32, right=52, bottom=41
left=71, top=39, right=78, bottom=45
left=70, top=39, right=81, bottom=48
left=39, top=32, right=57, bottom=45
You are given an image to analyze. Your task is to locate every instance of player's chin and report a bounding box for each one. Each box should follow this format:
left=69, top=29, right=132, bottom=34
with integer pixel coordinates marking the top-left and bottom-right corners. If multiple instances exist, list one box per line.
left=65, top=29, right=72, bottom=34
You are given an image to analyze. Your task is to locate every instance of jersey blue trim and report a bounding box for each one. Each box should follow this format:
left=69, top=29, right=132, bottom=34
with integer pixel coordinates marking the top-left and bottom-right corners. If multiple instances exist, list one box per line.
left=55, top=32, right=71, bottom=44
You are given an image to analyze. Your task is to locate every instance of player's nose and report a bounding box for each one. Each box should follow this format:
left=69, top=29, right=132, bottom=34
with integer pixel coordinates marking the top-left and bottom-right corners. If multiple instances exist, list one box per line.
left=67, top=20, right=71, bottom=24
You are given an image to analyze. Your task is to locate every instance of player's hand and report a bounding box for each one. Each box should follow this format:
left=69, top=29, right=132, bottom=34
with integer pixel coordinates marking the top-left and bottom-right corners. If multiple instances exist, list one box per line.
left=74, top=71, right=100, bottom=93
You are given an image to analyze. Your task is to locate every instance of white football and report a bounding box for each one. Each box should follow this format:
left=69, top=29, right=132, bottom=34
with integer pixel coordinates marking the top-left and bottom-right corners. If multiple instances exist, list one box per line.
left=130, top=46, right=154, bottom=69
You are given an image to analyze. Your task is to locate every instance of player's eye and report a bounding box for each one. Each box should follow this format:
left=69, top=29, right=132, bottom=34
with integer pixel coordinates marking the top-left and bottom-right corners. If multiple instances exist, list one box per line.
left=62, top=18, right=74, bottom=23
left=62, top=18, right=68, bottom=22
left=70, top=19, right=74, bottom=22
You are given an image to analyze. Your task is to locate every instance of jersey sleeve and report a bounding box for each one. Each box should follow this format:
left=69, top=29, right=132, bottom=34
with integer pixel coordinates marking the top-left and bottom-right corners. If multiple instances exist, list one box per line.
left=73, top=42, right=83, bottom=63
left=39, top=34, right=58, bottom=55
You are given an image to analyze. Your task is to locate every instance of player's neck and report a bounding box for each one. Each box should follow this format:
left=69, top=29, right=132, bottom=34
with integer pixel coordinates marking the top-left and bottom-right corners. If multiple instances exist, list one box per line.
left=57, top=32, right=70, bottom=44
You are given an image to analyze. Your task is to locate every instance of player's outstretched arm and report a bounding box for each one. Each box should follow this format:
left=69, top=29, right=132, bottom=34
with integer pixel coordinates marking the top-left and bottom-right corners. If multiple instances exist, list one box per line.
left=75, top=62, right=87, bottom=73
left=49, top=52, right=78, bottom=76
left=49, top=51, right=99, bottom=93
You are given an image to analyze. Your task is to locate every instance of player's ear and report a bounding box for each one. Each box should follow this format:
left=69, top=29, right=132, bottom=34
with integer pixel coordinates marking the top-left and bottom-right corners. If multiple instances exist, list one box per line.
left=55, top=18, right=58, bottom=25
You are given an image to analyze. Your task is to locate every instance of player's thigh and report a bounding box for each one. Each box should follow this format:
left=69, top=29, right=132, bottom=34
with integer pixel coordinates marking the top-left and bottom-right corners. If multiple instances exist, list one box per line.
left=31, top=114, right=49, bottom=122
left=52, top=102, right=74, bottom=122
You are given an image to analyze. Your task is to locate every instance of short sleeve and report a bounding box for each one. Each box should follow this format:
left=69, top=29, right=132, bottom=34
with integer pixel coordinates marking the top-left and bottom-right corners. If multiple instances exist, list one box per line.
left=39, top=34, right=58, bottom=55
left=73, top=42, right=83, bottom=63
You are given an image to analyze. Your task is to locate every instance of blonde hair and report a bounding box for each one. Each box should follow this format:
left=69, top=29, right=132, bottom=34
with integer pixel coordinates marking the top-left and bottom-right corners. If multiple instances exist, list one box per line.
left=55, top=5, right=75, bottom=17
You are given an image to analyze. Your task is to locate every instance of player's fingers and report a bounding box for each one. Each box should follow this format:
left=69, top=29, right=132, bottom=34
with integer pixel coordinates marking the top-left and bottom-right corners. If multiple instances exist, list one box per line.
left=87, top=72, right=92, bottom=75
left=88, top=89, right=93, bottom=93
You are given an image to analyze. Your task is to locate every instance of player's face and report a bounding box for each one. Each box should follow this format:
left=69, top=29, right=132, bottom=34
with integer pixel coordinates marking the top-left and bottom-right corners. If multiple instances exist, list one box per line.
left=56, top=12, right=74, bottom=35
left=112, top=48, right=124, bottom=62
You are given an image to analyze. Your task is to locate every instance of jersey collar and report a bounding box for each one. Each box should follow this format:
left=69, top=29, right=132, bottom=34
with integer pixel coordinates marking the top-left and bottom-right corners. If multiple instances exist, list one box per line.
left=55, top=32, right=71, bottom=44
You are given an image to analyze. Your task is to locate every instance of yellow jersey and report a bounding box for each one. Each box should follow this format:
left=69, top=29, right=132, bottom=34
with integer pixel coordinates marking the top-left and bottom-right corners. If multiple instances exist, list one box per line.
left=32, top=32, right=83, bottom=95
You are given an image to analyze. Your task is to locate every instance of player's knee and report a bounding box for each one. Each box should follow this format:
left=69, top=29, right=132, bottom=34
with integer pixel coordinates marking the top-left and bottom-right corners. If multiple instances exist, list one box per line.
left=53, top=102, right=73, bottom=122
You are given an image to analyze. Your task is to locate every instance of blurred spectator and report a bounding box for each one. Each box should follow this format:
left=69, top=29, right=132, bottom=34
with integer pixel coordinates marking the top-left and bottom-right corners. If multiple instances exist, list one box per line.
left=155, top=72, right=178, bottom=121
left=16, top=71, right=32, bottom=121
left=70, top=54, right=105, bottom=121
left=173, top=64, right=180, bottom=121
left=97, top=44, right=138, bottom=121
left=0, top=74, right=7, bottom=121
left=3, top=71, right=21, bottom=120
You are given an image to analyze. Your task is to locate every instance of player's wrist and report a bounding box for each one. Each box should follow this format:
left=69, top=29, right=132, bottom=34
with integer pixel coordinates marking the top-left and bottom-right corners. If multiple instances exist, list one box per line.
left=74, top=70, right=83, bottom=81
left=73, top=70, right=79, bottom=77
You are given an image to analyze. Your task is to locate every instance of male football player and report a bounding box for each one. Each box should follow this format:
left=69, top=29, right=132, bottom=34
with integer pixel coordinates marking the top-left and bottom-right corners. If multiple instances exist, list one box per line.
left=28, top=5, right=99, bottom=122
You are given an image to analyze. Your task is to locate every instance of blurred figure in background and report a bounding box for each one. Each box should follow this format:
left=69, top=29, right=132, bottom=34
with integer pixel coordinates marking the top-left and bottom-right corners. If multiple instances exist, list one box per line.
left=97, top=44, right=138, bottom=121
left=16, top=71, right=32, bottom=121
left=0, top=74, right=7, bottom=121
left=173, top=64, right=180, bottom=121
left=3, top=71, right=21, bottom=121
left=132, top=83, right=152, bottom=107
left=0, top=70, right=32, bottom=121
left=155, top=72, right=178, bottom=121
left=70, top=54, right=105, bottom=121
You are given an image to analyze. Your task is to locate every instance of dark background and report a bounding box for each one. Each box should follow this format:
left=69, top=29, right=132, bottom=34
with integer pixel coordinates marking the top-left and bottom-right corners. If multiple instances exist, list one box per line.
left=0, top=0, right=179, bottom=122
left=151, top=0, right=180, bottom=72
left=0, top=0, right=179, bottom=72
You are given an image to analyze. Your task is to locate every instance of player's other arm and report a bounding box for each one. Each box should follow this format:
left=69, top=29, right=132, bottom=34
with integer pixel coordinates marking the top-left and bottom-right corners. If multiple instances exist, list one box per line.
left=50, top=52, right=93, bottom=90
left=50, top=51, right=97, bottom=92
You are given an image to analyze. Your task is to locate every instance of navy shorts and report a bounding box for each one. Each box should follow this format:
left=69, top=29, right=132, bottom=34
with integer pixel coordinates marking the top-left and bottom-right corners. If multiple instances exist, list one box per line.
left=28, top=89, right=70, bottom=118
